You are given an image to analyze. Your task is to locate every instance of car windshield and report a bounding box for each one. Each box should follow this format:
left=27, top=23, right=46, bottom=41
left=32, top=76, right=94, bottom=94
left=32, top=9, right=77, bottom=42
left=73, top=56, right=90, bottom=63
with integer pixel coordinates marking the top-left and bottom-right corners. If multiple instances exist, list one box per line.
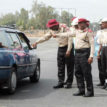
left=0, top=30, right=8, bottom=48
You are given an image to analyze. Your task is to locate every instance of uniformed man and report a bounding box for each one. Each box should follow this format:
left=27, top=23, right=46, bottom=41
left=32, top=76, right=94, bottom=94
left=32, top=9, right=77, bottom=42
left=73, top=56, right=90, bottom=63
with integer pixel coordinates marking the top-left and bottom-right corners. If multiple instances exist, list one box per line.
left=53, top=18, right=94, bottom=97
left=95, top=22, right=104, bottom=87
left=97, top=18, right=107, bottom=90
left=33, top=19, right=74, bottom=89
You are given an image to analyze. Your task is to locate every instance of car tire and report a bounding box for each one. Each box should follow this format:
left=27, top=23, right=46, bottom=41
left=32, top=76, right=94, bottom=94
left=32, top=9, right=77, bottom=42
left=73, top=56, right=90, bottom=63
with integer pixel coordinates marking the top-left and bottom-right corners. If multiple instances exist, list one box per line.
left=8, top=68, right=17, bottom=94
left=30, top=62, right=40, bottom=83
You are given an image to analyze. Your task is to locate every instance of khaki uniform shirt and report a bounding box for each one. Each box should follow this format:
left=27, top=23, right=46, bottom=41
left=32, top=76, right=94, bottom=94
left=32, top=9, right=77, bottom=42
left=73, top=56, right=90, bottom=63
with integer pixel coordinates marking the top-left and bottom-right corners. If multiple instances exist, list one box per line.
left=36, top=24, right=73, bottom=52
left=97, top=29, right=107, bottom=46
left=55, top=28, right=94, bottom=57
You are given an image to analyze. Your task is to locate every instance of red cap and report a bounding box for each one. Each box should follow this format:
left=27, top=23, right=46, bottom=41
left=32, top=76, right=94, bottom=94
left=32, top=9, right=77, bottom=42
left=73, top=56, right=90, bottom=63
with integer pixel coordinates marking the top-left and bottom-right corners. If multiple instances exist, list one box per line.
left=46, top=19, right=59, bottom=28
left=71, top=17, right=76, bottom=21
left=78, top=18, right=89, bottom=23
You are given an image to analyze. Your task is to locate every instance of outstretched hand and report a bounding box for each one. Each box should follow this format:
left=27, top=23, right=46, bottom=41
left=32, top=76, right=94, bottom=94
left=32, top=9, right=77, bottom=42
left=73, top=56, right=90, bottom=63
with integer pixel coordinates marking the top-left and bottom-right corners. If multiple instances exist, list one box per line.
left=32, top=42, right=37, bottom=48
left=51, top=33, right=57, bottom=38
left=53, top=35, right=57, bottom=38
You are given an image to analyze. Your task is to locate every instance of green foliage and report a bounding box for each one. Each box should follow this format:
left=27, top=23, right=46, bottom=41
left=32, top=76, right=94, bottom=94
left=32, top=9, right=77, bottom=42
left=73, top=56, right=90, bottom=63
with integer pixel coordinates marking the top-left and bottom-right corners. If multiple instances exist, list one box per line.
left=60, top=10, right=73, bottom=26
left=16, top=8, right=29, bottom=30
left=0, top=13, right=16, bottom=25
left=90, top=22, right=100, bottom=31
left=0, top=1, right=74, bottom=30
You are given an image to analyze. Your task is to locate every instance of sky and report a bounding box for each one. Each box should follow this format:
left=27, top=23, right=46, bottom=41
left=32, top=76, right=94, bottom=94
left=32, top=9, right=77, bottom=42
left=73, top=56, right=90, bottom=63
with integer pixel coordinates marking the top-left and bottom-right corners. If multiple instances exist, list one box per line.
left=0, top=0, right=107, bottom=22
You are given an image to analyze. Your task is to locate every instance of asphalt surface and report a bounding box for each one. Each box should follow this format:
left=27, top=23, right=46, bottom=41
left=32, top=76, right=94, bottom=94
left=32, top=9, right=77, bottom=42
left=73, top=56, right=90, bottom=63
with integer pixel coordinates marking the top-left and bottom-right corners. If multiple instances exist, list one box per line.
left=0, top=38, right=107, bottom=107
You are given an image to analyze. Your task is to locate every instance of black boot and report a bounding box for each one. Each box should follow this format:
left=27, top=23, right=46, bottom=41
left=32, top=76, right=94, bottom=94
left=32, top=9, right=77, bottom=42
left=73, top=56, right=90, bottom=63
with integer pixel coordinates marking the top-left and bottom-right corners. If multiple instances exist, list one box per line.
left=64, top=84, right=72, bottom=89
left=73, top=91, right=85, bottom=96
left=53, top=83, right=64, bottom=89
left=83, top=91, right=94, bottom=97
left=102, top=83, right=107, bottom=89
left=97, top=83, right=104, bottom=86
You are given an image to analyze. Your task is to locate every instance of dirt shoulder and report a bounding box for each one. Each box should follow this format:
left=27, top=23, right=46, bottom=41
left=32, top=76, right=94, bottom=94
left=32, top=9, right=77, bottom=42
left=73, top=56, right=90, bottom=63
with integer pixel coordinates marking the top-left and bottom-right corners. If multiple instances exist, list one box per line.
left=24, top=30, right=48, bottom=37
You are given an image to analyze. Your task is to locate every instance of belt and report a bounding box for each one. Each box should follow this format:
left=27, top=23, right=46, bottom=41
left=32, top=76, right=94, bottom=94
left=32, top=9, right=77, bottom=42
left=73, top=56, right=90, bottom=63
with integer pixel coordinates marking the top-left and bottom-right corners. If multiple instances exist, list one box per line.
left=75, top=48, right=90, bottom=53
left=102, top=44, right=107, bottom=47
left=59, top=45, right=67, bottom=49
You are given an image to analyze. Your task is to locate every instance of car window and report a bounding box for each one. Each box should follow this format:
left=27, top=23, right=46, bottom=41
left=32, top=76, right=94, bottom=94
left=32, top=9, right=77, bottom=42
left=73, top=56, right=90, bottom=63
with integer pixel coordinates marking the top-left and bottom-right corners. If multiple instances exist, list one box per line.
left=7, top=32, right=22, bottom=49
left=0, top=31, right=8, bottom=48
left=17, top=33, right=29, bottom=50
left=6, top=33, right=15, bottom=48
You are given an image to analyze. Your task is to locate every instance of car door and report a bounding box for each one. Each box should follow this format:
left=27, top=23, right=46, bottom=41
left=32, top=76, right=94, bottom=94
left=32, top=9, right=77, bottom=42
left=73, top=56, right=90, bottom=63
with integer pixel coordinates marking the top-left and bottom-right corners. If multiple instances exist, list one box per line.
left=17, top=33, right=34, bottom=76
left=6, top=32, right=27, bottom=78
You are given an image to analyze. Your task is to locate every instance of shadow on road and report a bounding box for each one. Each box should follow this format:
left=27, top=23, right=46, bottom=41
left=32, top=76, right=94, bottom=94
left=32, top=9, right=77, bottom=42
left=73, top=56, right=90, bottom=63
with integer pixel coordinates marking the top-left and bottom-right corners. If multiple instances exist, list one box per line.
left=0, top=78, right=58, bottom=100
left=0, top=78, right=107, bottom=99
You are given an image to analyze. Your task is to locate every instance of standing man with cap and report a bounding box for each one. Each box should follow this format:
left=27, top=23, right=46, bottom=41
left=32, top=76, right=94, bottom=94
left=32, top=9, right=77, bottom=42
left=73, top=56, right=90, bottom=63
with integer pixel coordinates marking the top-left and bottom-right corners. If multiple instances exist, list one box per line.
left=95, top=21, right=104, bottom=87
left=53, top=18, right=94, bottom=97
left=33, top=19, right=74, bottom=89
left=97, top=18, right=107, bottom=90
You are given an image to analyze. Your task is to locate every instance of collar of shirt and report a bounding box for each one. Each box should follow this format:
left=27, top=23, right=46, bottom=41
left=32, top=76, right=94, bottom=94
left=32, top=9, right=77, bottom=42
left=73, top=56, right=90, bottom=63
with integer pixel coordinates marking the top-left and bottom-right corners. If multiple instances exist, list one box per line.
left=102, top=28, right=107, bottom=31
left=78, top=29, right=85, bottom=33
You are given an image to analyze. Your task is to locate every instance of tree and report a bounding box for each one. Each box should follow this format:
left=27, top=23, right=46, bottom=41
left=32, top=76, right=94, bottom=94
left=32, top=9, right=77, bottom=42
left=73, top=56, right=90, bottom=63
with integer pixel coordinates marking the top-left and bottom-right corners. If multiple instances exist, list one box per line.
left=60, top=10, right=73, bottom=26
left=16, top=8, right=29, bottom=29
left=0, top=1, right=74, bottom=30
left=31, top=2, right=59, bottom=29
left=28, top=17, right=37, bottom=29
left=90, top=22, right=100, bottom=31
left=0, top=13, right=16, bottom=25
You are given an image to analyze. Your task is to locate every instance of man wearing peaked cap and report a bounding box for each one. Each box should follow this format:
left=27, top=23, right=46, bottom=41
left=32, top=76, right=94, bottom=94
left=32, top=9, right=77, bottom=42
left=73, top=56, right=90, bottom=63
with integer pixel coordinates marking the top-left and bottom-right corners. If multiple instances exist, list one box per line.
left=33, top=19, right=74, bottom=89
left=52, top=18, right=94, bottom=97
left=94, top=21, right=104, bottom=87
left=97, top=18, right=107, bottom=90
left=78, top=18, right=93, bottom=32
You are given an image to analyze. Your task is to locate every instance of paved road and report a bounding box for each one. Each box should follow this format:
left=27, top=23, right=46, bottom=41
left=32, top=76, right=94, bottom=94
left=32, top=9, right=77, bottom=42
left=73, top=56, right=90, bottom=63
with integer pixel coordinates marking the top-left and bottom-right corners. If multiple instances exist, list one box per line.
left=0, top=38, right=107, bottom=107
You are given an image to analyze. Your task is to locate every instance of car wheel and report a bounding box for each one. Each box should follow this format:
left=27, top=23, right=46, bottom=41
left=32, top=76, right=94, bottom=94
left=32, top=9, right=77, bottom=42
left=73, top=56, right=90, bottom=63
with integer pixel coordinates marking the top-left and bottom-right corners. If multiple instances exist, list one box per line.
left=30, top=63, right=40, bottom=83
left=8, top=68, right=17, bottom=94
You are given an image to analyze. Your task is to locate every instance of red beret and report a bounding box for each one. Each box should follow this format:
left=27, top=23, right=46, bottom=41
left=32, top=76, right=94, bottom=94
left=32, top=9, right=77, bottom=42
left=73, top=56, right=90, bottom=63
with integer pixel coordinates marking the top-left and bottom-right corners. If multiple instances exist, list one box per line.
left=78, top=18, right=89, bottom=23
left=46, top=19, right=59, bottom=28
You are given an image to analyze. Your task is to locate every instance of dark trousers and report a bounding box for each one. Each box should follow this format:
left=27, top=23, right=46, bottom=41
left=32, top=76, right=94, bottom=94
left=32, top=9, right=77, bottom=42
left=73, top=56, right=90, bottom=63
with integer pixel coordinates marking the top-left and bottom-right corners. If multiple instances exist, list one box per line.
left=101, top=46, right=107, bottom=80
left=97, top=57, right=105, bottom=84
left=57, top=45, right=74, bottom=85
left=75, top=48, right=94, bottom=93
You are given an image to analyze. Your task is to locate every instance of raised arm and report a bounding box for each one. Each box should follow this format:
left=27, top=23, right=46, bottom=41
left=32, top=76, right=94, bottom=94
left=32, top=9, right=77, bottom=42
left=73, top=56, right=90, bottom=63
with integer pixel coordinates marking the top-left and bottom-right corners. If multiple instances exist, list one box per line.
left=36, top=32, right=52, bottom=44
left=52, top=31, right=76, bottom=38
left=33, top=32, right=52, bottom=47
